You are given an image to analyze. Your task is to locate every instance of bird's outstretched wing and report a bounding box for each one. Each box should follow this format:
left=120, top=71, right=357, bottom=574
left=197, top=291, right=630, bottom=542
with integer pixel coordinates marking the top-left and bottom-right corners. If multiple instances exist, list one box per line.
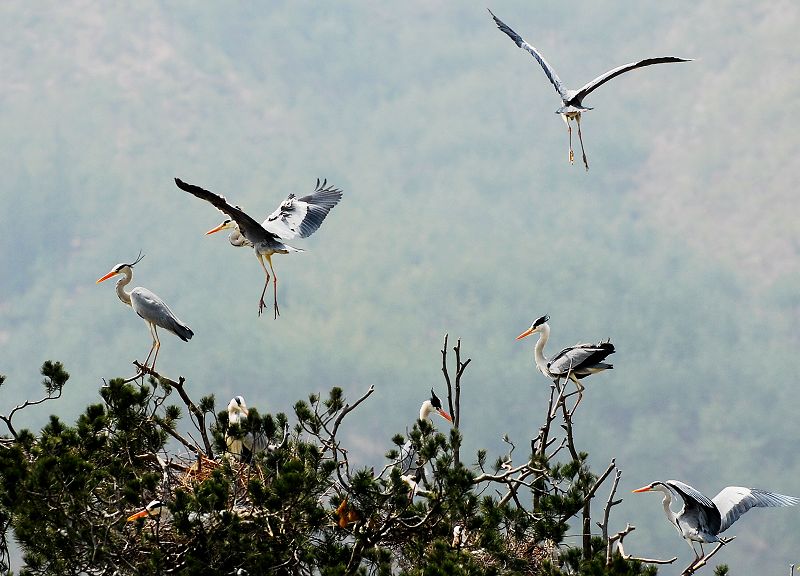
left=572, top=57, right=692, bottom=103
left=548, top=342, right=614, bottom=377
left=489, top=9, right=567, bottom=100
left=713, top=487, right=799, bottom=534
left=174, top=178, right=274, bottom=244
left=262, top=179, right=343, bottom=240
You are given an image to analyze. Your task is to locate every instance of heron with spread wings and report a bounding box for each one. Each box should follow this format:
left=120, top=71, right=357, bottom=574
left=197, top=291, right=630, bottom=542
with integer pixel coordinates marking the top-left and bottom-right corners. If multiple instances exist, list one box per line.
left=489, top=9, right=691, bottom=170
left=633, top=480, right=798, bottom=561
left=175, top=177, right=342, bottom=318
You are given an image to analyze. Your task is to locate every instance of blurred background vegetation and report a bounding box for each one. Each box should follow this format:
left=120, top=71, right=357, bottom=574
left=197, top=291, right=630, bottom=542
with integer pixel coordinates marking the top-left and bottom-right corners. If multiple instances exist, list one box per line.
left=1, top=1, right=798, bottom=572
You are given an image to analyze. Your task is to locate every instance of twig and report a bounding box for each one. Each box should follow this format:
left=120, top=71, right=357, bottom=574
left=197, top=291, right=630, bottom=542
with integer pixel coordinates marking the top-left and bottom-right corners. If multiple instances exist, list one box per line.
left=611, top=524, right=677, bottom=565
left=134, top=363, right=214, bottom=458
left=680, top=537, right=734, bottom=575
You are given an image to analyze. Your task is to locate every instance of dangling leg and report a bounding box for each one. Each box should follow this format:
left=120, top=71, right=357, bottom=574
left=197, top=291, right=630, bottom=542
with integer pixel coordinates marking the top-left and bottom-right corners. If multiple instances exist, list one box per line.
left=256, top=253, right=271, bottom=317
left=576, top=113, right=589, bottom=171
left=265, top=255, right=280, bottom=319
left=562, top=114, right=574, bottom=164
left=150, top=326, right=161, bottom=372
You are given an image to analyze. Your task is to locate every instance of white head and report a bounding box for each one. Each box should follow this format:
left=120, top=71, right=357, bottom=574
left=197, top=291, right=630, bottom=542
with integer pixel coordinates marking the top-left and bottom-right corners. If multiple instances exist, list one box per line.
left=96, top=251, right=145, bottom=284
left=206, top=219, right=239, bottom=236
left=227, top=396, right=249, bottom=424
left=126, top=499, right=164, bottom=521
left=515, top=314, right=550, bottom=341
left=419, top=389, right=453, bottom=423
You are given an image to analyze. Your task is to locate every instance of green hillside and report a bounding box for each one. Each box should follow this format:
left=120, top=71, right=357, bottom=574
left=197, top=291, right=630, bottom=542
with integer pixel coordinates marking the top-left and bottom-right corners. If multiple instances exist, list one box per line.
left=1, top=2, right=798, bottom=573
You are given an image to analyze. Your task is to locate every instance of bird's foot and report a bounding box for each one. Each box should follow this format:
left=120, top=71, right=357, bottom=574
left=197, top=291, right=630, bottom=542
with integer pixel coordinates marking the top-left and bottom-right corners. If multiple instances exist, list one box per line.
left=273, top=300, right=280, bottom=320
left=258, top=298, right=266, bottom=317
left=569, top=149, right=574, bottom=164
left=582, top=155, right=589, bottom=172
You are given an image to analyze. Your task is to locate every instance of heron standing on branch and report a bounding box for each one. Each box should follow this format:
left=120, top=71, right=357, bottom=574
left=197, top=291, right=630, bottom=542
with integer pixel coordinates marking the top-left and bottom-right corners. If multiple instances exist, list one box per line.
left=516, top=315, right=614, bottom=405
left=633, top=480, right=799, bottom=560
left=175, top=177, right=342, bottom=319
left=489, top=9, right=691, bottom=170
left=96, top=252, right=193, bottom=372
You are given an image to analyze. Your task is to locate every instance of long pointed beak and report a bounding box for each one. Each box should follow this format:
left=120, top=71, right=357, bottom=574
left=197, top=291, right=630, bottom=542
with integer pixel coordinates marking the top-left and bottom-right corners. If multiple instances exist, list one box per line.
left=515, top=327, right=534, bottom=341
left=96, top=270, right=117, bottom=284
left=632, top=486, right=652, bottom=493
left=205, top=223, right=227, bottom=235
left=438, top=409, right=453, bottom=423
left=126, top=509, right=150, bottom=521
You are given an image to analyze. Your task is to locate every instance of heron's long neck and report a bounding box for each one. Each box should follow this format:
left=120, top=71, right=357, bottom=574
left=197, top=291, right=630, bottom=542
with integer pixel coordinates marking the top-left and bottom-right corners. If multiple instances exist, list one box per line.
left=533, top=325, right=551, bottom=375
left=229, top=229, right=250, bottom=248
left=661, top=492, right=679, bottom=530
left=419, top=401, right=433, bottom=421
left=115, top=268, right=133, bottom=307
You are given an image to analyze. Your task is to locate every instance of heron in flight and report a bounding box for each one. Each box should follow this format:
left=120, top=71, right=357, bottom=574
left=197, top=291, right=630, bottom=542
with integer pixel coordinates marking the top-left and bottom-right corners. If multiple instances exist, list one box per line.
left=633, top=480, right=799, bottom=560
left=96, top=252, right=193, bottom=371
left=175, top=177, right=342, bottom=319
left=489, top=10, right=691, bottom=170
left=226, top=395, right=290, bottom=461
left=516, top=315, right=614, bottom=403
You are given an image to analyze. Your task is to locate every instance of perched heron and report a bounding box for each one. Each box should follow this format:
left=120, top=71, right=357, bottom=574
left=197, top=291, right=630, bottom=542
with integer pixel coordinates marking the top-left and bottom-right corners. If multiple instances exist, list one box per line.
left=96, top=252, right=193, bottom=371
left=126, top=499, right=168, bottom=522
left=516, top=315, right=614, bottom=403
left=633, top=480, right=799, bottom=559
left=175, top=177, right=342, bottom=319
left=397, top=389, right=453, bottom=480
left=489, top=10, right=691, bottom=170
left=225, top=395, right=289, bottom=462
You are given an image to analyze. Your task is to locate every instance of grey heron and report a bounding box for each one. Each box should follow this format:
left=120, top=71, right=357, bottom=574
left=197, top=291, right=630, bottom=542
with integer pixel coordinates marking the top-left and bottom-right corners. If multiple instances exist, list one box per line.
left=126, top=499, right=167, bottom=522
left=489, top=9, right=691, bottom=170
left=633, top=480, right=799, bottom=560
left=397, top=389, right=453, bottom=481
left=516, top=315, right=614, bottom=402
left=96, top=253, right=193, bottom=371
left=174, top=177, right=342, bottom=319
left=225, top=395, right=290, bottom=461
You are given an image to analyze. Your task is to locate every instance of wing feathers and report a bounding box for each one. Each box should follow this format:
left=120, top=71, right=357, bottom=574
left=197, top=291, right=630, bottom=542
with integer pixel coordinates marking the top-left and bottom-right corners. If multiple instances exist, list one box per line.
left=489, top=10, right=567, bottom=99
left=263, top=179, right=343, bottom=240
left=572, top=57, right=692, bottom=103
left=713, top=487, right=799, bottom=534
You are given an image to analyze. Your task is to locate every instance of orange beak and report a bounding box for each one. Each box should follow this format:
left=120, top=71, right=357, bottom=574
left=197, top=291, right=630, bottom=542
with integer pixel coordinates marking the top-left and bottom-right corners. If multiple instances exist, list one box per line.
left=205, top=223, right=227, bottom=235
left=515, top=327, right=534, bottom=341
left=126, top=509, right=150, bottom=521
left=632, top=486, right=652, bottom=493
left=438, top=409, right=453, bottom=423
left=96, top=270, right=118, bottom=284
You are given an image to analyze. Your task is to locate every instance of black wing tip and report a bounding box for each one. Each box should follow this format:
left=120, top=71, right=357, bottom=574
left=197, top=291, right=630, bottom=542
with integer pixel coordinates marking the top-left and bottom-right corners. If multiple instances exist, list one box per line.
left=488, top=9, right=523, bottom=46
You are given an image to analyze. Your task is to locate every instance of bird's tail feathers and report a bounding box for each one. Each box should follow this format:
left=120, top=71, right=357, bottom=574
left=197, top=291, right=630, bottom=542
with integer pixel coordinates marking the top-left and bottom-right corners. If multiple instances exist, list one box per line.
left=174, top=323, right=194, bottom=342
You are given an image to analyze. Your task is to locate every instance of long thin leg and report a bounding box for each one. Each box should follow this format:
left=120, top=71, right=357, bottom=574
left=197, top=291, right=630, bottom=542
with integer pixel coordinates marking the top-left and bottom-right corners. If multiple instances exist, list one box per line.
left=143, top=322, right=158, bottom=368
left=569, top=373, right=585, bottom=412
left=265, top=255, right=280, bottom=319
left=562, top=114, right=574, bottom=164
left=256, top=253, right=271, bottom=317
left=150, top=326, right=161, bottom=371
left=576, top=114, right=589, bottom=171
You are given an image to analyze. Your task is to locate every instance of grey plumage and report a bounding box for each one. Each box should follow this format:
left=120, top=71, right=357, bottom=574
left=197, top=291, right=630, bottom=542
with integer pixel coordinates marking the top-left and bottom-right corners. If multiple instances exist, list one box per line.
left=175, top=177, right=342, bottom=318
left=635, top=479, right=799, bottom=558
left=97, top=254, right=192, bottom=370
left=489, top=9, right=691, bottom=169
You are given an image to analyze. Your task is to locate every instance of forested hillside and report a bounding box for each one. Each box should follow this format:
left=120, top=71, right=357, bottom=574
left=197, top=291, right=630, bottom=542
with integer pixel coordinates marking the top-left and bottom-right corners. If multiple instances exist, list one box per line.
left=1, top=1, right=798, bottom=573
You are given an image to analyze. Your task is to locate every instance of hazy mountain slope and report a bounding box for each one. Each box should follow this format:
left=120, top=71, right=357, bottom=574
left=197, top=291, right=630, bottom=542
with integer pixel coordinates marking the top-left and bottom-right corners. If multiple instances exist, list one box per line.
left=1, top=2, right=798, bottom=573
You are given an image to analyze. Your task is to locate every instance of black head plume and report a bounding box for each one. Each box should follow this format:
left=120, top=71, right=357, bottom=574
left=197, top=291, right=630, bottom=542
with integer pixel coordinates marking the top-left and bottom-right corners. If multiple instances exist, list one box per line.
left=533, top=314, right=549, bottom=327
left=430, top=389, right=442, bottom=409
left=127, top=250, right=146, bottom=268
